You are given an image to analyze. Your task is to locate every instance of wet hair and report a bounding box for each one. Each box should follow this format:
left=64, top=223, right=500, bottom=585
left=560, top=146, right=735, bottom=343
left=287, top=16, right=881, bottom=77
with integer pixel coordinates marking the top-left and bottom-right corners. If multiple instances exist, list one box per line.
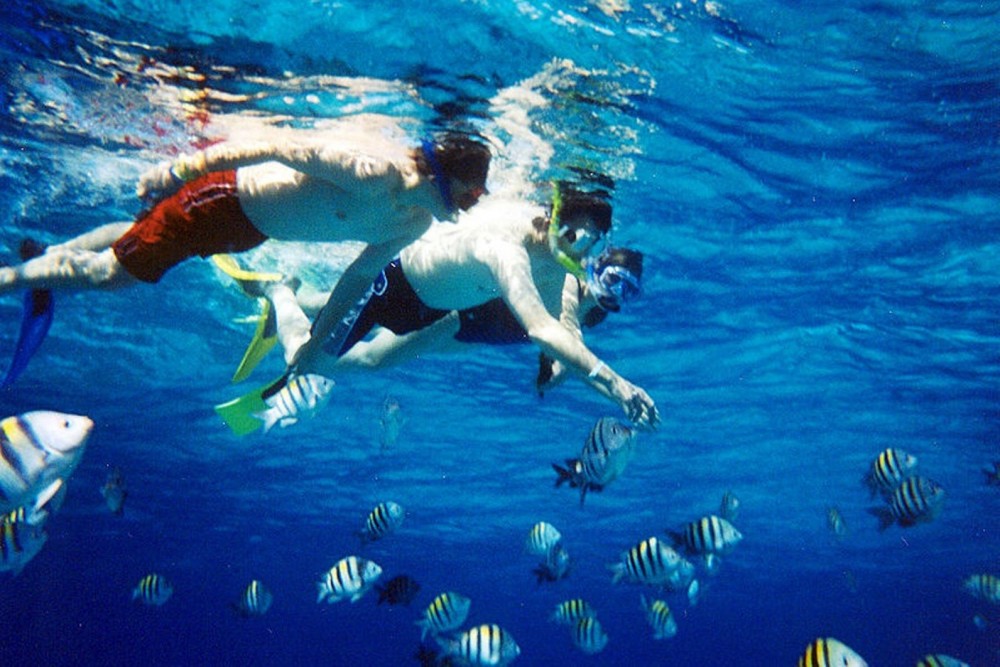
left=595, top=246, right=643, bottom=280
left=558, top=186, right=612, bottom=235
left=423, top=133, right=491, bottom=188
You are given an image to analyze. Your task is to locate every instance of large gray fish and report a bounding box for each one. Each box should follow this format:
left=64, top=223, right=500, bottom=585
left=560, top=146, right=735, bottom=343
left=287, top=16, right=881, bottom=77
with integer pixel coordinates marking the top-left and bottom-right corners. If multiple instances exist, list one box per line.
left=0, top=411, right=93, bottom=516
left=552, top=417, right=636, bottom=505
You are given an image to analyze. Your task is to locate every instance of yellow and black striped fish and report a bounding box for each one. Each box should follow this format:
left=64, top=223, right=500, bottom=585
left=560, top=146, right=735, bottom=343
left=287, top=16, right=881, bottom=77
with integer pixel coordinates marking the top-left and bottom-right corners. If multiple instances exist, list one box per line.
left=316, top=555, right=382, bottom=604
left=232, top=579, right=273, bottom=617
left=132, top=573, right=173, bottom=606
left=0, top=411, right=92, bottom=515
left=550, top=598, right=596, bottom=625
left=525, top=521, right=562, bottom=557
left=863, top=447, right=918, bottom=497
left=438, top=623, right=520, bottom=666
left=571, top=617, right=608, bottom=655
left=869, top=476, right=945, bottom=531
left=415, top=591, right=472, bottom=640
left=641, top=595, right=677, bottom=639
left=961, top=573, right=1000, bottom=604
left=668, top=514, right=744, bottom=555
left=609, top=535, right=683, bottom=585
left=797, top=637, right=868, bottom=667
left=359, top=501, right=405, bottom=544
left=255, top=374, right=334, bottom=433
left=915, top=654, right=970, bottom=667
left=0, top=514, right=47, bottom=576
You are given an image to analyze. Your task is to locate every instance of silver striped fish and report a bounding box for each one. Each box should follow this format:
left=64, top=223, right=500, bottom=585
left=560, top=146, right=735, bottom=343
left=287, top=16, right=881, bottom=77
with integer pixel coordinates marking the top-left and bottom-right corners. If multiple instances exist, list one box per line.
left=132, top=573, right=173, bottom=606
left=316, top=555, right=382, bottom=603
left=609, top=536, right=683, bottom=585
left=0, top=514, right=47, bottom=576
left=0, top=411, right=92, bottom=515
left=641, top=595, right=677, bottom=639
left=525, top=521, right=562, bottom=557
left=869, top=476, right=945, bottom=531
left=962, top=573, right=1000, bottom=604
left=359, top=501, right=405, bottom=544
left=232, top=579, right=273, bottom=617
left=438, top=623, right=520, bottom=666
left=797, top=637, right=868, bottom=667
left=415, top=591, right=472, bottom=640
left=550, top=598, right=596, bottom=625
left=255, top=374, right=334, bottom=433
left=668, top=515, right=743, bottom=555
left=571, top=617, right=608, bottom=655
left=863, top=447, right=918, bottom=498
left=552, top=417, right=636, bottom=505
left=916, top=655, right=970, bottom=667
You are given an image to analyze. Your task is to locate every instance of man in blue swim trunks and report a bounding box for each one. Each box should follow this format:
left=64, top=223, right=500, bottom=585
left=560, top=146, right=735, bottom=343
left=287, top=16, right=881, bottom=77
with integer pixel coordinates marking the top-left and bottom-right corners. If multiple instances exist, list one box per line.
left=232, top=185, right=658, bottom=429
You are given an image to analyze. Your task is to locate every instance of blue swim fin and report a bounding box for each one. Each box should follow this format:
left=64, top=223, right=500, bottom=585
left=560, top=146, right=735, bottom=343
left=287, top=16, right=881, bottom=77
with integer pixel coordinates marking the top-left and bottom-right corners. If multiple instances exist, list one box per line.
left=1, top=240, right=54, bottom=389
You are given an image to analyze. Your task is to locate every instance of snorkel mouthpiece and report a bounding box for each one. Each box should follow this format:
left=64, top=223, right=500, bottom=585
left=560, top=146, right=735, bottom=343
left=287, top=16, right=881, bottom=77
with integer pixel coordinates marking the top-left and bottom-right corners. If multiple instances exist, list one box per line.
left=547, top=183, right=587, bottom=278
left=421, top=138, right=455, bottom=214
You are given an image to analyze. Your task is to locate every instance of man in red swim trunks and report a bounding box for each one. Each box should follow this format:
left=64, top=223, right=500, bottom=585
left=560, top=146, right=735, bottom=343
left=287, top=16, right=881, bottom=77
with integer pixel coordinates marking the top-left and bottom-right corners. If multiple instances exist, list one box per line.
left=0, top=128, right=491, bottom=372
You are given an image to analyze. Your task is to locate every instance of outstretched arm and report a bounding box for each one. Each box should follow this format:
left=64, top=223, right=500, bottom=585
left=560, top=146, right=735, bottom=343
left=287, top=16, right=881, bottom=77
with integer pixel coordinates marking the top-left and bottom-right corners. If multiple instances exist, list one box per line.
left=495, top=250, right=659, bottom=429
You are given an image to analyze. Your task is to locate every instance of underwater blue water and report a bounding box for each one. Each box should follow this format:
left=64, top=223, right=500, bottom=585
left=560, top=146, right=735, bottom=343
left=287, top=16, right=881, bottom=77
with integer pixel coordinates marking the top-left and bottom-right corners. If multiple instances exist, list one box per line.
left=1, top=1, right=998, bottom=665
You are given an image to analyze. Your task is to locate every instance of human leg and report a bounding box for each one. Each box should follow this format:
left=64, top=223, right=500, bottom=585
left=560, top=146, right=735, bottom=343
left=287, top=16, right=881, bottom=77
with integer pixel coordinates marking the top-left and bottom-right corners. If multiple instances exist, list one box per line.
left=0, top=246, right=136, bottom=293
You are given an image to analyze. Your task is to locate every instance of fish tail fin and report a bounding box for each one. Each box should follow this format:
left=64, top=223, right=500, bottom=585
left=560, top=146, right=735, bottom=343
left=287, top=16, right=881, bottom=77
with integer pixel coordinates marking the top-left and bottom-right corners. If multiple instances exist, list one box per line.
left=415, top=620, right=429, bottom=641
left=315, top=582, right=328, bottom=604
left=579, top=486, right=587, bottom=506
left=867, top=507, right=894, bottom=532
left=608, top=562, right=625, bottom=585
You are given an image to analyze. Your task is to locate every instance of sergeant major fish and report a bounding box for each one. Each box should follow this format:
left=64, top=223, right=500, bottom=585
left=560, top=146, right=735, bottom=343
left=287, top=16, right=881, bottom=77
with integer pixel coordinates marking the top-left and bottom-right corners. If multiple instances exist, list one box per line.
left=641, top=595, right=677, bottom=639
left=916, top=655, right=971, bottom=667
left=416, top=591, right=472, bottom=640
left=437, top=623, right=520, bottom=666
left=100, top=466, right=127, bottom=516
left=571, top=617, right=608, bottom=655
left=231, top=579, right=273, bottom=617
left=525, top=521, right=562, bottom=557
left=961, top=573, right=1000, bottom=604
left=0, top=514, right=47, bottom=576
left=316, top=555, right=382, bottom=603
left=132, top=573, right=173, bottom=606
left=550, top=598, right=597, bottom=625
left=609, top=536, right=683, bottom=586
left=869, top=476, right=945, bottom=531
left=668, top=515, right=743, bottom=555
left=863, top=447, right=918, bottom=498
left=0, top=411, right=93, bottom=516
left=552, top=417, right=636, bottom=505
left=359, top=501, right=405, bottom=544
left=255, top=374, right=334, bottom=433
left=797, top=637, right=868, bottom=667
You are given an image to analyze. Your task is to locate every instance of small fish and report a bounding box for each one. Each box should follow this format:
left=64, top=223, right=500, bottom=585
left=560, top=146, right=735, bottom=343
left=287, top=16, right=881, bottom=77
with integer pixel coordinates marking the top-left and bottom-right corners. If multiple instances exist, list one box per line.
left=641, top=595, right=678, bottom=639
left=703, top=553, right=722, bottom=576
left=961, top=573, right=1000, bottom=604
left=437, top=623, right=521, bottom=666
left=971, top=614, right=988, bottom=631
left=915, top=655, right=971, bottom=667
left=359, top=501, right=405, bottom=544
left=797, top=637, right=868, bottom=667
left=100, top=467, right=127, bottom=516
left=231, top=579, right=273, bottom=617
left=826, top=506, right=847, bottom=539
left=686, top=578, right=701, bottom=606
left=550, top=598, right=597, bottom=625
left=378, top=396, right=404, bottom=450
left=0, top=411, right=93, bottom=515
left=525, top=521, right=562, bottom=557
left=863, top=448, right=918, bottom=498
left=663, top=557, right=696, bottom=592
left=376, top=574, right=420, bottom=606
left=416, top=592, right=472, bottom=640
left=413, top=644, right=457, bottom=667
left=552, top=417, right=636, bottom=505
left=668, top=515, right=743, bottom=555
left=868, top=477, right=945, bottom=531
left=533, top=543, right=570, bottom=583
left=983, top=461, right=1000, bottom=486
left=316, top=556, right=382, bottom=603
left=0, top=515, right=47, bottom=576
left=255, top=374, right=334, bottom=433
left=720, top=490, right=740, bottom=522
left=570, top=617, right=608, bottom=655
left=132, top=573, right=173, bottom=606
left=609, top=536, right=683, bottom=586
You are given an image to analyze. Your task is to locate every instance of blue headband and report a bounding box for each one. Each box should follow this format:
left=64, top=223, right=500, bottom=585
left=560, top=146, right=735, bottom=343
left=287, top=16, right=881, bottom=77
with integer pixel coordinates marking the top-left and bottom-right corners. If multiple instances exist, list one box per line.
left=421, top=139, right=454, bottom=213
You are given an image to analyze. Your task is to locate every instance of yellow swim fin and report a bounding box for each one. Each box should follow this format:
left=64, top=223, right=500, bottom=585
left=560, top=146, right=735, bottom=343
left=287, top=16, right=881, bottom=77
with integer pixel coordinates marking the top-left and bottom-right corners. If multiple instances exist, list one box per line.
left=231, top=299, right=278, bottom=383
left=211, top=254, right=283, bottom=285
left=214, top=373, right=288, bottom=436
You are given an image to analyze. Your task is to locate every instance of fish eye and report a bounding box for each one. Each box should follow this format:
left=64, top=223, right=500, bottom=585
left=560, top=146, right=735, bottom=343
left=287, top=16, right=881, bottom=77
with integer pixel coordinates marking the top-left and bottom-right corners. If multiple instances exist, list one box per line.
left=63, top=420, right=71, bottom=428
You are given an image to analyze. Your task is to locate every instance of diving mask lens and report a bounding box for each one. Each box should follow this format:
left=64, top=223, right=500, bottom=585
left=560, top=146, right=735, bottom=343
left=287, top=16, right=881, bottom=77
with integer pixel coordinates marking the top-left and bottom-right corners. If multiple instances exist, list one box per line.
left=599, top=265, right=641, bottom=306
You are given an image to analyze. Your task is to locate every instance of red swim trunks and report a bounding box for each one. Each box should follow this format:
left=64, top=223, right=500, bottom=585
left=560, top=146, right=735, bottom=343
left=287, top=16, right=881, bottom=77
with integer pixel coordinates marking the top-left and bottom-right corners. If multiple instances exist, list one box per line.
left=112, top=170, right=267, bottom=283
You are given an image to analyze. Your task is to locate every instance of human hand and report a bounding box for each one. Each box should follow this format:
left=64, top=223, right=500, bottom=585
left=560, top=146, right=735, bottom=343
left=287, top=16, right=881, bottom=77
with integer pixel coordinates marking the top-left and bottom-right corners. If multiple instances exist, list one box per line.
left=136, top=153, right=206, bottom=204
left=620, top=383, right=660, bottom=430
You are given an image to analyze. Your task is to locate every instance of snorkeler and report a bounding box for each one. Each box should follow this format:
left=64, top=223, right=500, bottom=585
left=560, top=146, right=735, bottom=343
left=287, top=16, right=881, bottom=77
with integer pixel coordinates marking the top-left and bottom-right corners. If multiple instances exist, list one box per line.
left=0, top=129, right=491, bottom=383
left=218, top=184, right=659, bottom=432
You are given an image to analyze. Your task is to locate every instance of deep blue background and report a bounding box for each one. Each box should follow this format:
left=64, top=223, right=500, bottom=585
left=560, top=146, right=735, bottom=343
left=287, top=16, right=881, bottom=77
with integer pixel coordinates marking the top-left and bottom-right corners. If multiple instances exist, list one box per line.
left=1, top=1, right=998, bottom=665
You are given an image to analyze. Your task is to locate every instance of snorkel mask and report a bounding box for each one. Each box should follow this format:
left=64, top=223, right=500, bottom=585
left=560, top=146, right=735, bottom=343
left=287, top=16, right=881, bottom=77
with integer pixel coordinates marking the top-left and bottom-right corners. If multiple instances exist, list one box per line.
left=587, top=260, right=642, bottom=312
left=547, top=183, right=603, bottom=278
left=421, top=138, right=454, bottom=214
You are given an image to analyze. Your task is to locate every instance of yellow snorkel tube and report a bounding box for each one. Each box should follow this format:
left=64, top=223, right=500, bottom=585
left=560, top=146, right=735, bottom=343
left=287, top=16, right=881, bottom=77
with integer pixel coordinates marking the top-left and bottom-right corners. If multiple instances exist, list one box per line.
left=547, top=183, right=587, bottom=279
